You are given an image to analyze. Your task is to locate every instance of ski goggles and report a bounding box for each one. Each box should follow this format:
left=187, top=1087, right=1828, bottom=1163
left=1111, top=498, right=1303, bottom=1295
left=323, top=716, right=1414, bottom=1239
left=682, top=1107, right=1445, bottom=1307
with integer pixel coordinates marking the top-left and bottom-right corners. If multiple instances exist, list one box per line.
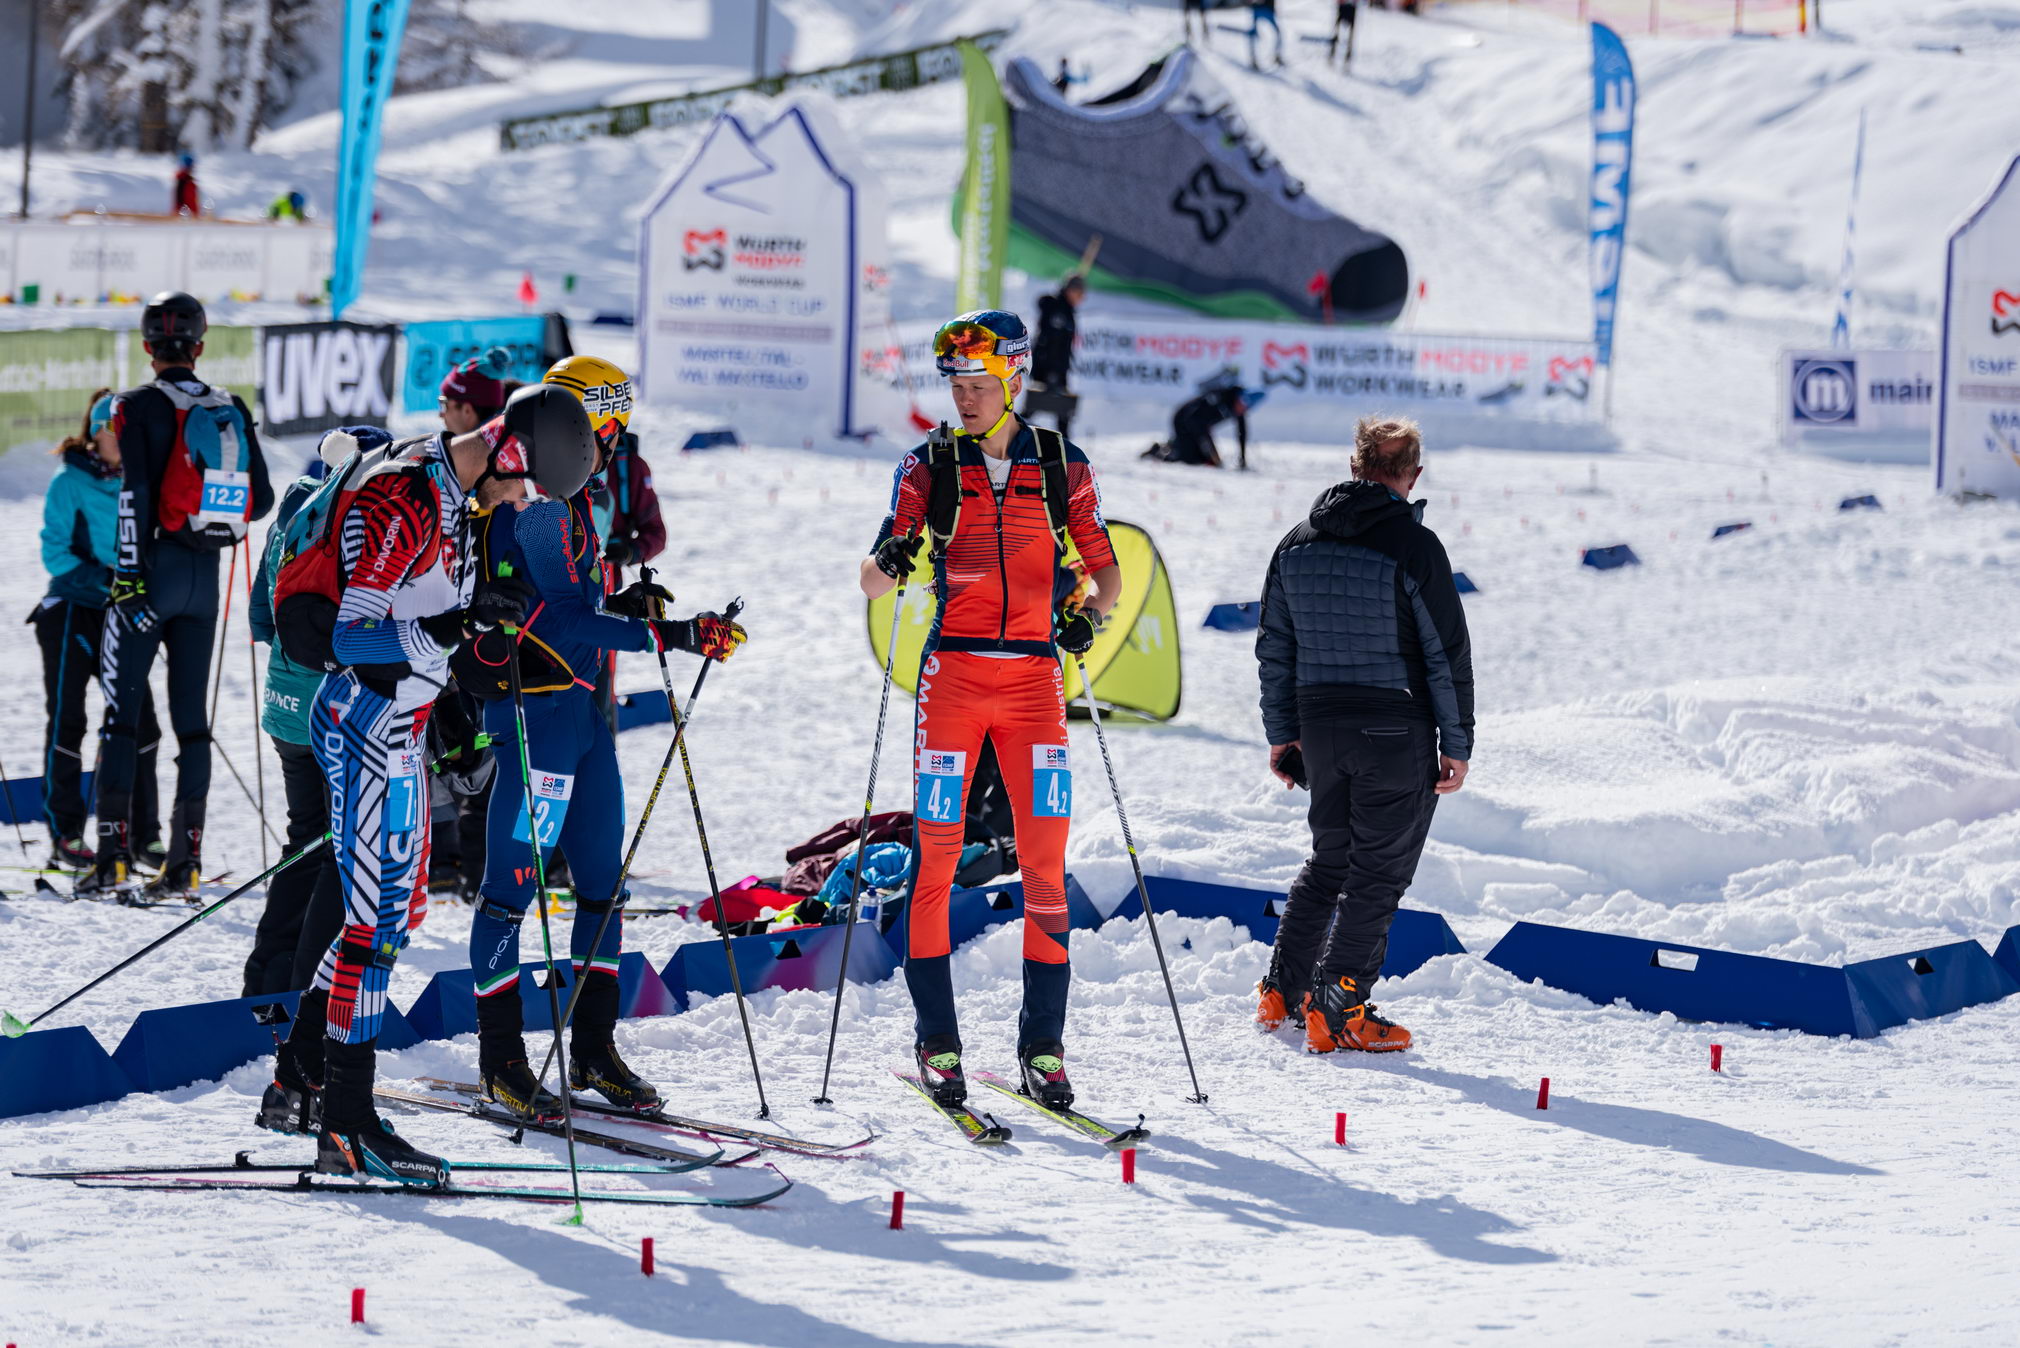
left=933, top=321, right=1029, bottom=379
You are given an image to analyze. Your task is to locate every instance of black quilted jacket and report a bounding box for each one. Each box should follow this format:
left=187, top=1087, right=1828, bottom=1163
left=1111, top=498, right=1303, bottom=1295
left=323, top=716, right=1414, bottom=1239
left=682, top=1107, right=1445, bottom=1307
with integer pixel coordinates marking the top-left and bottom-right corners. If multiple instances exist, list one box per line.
left=1256, top=480, right=1473, bottom=758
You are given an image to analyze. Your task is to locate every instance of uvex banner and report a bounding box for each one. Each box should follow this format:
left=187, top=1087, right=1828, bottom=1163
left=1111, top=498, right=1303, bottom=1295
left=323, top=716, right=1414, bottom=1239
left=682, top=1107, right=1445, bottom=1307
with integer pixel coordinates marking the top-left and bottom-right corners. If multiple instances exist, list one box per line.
left=1935, top=154, right=2020, bottom=496
left=261, top=321, right=398, bottom=439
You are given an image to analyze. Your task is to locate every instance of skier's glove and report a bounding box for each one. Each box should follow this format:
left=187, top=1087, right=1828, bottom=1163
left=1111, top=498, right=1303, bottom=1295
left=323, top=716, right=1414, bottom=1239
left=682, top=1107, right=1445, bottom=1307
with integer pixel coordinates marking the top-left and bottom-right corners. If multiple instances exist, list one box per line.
left=873, top=532, right=924, bottom=579
left=605, top=577, right=674, bottom=621
left=109, top=574, right=157, bottom=634
left=417, top=609, right=468, bottom=650
left=653, top=612, right=747, bottom=662
left=468, top=574, right=536, bottom=631
left=603, top=535, right=637, bottom=568
left=1055, top=603, right=1101, bottom=656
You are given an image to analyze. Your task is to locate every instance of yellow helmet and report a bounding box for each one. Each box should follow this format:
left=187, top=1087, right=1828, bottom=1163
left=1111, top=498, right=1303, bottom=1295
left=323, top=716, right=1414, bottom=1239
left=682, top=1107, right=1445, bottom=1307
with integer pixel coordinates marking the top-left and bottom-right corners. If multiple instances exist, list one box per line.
left=543, top=355, right=634, bottom=450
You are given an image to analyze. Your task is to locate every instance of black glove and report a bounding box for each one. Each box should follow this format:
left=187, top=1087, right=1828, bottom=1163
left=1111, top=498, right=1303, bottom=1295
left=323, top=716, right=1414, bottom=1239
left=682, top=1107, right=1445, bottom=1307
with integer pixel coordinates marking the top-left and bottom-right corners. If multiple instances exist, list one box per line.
left=109, top=574, right=157, bottom=635
left=468, top=574, right=536, bottom=631
left=652, top=612, right=747, bottom=661
left=1055, top=603, right=1101, bottom=655
left=417, top=609, right=467, bottom=650
left=603, top=535, right=637, bottom=567
left=605, top=578, right=674, bottom=621
left=873, top=532, right=923, bottom=579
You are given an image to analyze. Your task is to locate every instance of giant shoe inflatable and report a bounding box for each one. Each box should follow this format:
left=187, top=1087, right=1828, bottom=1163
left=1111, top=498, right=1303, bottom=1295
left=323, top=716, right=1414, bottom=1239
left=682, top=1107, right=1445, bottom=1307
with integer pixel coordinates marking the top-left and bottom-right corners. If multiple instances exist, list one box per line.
left=998, top=50, right=1409, bottom=324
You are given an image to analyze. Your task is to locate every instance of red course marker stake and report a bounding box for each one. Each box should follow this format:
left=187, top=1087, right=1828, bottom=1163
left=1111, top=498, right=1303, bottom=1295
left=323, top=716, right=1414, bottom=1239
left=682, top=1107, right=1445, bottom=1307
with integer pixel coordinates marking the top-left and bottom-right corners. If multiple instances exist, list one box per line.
left=1711, top=1044, right=1724, bottom=1073
left=351, top=1288, right=365, bottom=1325
left=889, top=1191, right=905, bottom=1230
left=641, top=1237, right=654, bottom=1276
left=1335, top=1112, right=1347, bottom=1146
left=1121, top=1148, right=1137, bottom=1184
left=1536, top=1077, right=1550, bottom=1110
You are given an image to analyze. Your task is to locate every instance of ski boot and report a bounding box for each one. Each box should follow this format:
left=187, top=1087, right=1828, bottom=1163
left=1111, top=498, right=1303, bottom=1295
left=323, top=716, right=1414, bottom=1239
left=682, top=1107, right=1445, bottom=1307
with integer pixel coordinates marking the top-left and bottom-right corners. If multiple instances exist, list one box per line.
left=480, top=1059, right=566, bottom=1123
left=316, top=1036, right=449, bottom=1188
left=915, top=1035, right=967, bottom=1107
left=475, top=984, right=564, bottom=1121
left=1017, top=1041, right=1074, bottom=1110
left=75, top=818, right=138, bottom=899
left=1305, top=976, right=1411, bottom=1054
left=1255, top=979, right=1288, bottom=1031
left=141, top=801, right=204, bottom=903
left=135, top=840, right=168, bottom=876
left=568, top=970, right=660, bottom=1112
left=49, top=836, right=95, bottom=872
left=256, top=990, right=327, bottom=1136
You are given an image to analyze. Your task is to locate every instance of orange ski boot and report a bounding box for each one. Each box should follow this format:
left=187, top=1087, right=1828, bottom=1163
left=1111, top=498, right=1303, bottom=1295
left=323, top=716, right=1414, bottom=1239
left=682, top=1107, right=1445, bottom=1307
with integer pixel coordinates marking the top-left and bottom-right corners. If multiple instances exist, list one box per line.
left=1255, top=980, right=1288, bottom=1031
left=1305, top=976, right=1411, bottom=1053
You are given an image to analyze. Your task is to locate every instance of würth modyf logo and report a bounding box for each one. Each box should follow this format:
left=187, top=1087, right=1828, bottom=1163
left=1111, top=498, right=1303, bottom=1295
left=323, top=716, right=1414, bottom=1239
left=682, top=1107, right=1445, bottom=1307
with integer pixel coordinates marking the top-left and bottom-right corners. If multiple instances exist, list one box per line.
left=682, top=229, right=727, bottom=270
left=1172, top=164, right=1247, bottom=244
left=1260, top=340, right=1309, bottom=390
left=1792, top=358, right=1857, bottom=425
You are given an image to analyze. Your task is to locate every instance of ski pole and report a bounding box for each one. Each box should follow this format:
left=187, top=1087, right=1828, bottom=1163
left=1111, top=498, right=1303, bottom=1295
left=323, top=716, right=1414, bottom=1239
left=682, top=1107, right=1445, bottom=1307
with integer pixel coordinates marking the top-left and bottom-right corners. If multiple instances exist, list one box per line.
left=1, top=835, right=329, bottom=1037
left=0, top=747, right=32, bottom=855
left=244, top=547, right=268, bottom=870
left=204, top=539, right=239, bottom=732
left=812, top=567, right=911, bottom=1105
left=499, top=580, right=585, bottom=1225
left=1072, top=652, right=1209, bottom=1104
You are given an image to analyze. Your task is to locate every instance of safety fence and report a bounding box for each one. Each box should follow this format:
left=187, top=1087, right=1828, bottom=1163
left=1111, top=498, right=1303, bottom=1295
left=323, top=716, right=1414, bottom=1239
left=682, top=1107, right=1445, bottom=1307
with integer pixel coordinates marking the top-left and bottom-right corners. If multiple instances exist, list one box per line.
left=3, top=871, right=2013, bottom=1119
left=1448, top=0, right=1811, bottom=37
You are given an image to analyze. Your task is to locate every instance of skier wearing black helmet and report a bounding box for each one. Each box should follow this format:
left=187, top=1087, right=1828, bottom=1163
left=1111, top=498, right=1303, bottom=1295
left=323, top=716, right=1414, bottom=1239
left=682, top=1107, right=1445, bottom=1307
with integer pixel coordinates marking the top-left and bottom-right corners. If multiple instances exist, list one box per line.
left=256, top=384, right=598, bottom=1188
left=81, top=291, right=274, bottom=900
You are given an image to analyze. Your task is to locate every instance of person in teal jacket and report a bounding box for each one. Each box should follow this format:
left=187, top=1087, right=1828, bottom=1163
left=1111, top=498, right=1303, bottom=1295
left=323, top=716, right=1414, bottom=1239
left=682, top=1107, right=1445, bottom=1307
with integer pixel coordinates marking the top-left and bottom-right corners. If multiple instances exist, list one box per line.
left=32, top=391, right=160, bottom=871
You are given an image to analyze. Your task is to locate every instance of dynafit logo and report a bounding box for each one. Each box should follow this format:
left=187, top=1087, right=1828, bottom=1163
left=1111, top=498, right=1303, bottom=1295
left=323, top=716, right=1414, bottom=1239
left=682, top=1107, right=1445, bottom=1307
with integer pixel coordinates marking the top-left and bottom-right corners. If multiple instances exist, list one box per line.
left=682, top=229, right=726, bottom=270
left=1261, top=340, right=1308, bottom=390
left=1993, top=289, right=2020, bottom=337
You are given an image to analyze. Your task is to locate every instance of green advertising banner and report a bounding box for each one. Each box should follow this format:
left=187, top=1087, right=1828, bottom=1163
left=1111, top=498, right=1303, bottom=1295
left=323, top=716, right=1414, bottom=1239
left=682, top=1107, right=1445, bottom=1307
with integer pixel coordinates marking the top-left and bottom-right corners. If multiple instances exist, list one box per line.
left=955, top=41, right=1010, bottom=315
left=0, top=325, right=259, bottom=455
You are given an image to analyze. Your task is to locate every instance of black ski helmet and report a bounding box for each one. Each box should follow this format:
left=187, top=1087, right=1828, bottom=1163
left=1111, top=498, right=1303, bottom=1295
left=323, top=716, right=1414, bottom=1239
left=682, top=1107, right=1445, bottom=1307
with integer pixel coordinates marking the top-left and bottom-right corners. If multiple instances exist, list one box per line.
left=141, top=290, right=207, bottom=346
left=499, top=383, right=597, bottom=501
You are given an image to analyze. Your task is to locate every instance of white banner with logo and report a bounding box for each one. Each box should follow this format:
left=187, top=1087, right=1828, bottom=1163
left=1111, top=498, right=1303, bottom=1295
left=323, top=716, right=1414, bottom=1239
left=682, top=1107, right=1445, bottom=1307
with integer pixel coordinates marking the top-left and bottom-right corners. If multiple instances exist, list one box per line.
left=637, top=95, right=896, bottom=440
left=1936, top=154, right=2020, bottom=495
left=891, top=315, right=1600, bottom=423
left=1781, top=348, right=1935, bottom=460
left=0, top=220, right=332, bottom=305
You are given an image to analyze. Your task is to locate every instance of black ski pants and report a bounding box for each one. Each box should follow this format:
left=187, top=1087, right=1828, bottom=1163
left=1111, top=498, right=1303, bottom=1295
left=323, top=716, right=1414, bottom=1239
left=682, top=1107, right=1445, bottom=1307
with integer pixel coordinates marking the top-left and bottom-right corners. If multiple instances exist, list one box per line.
left=1270, top=712, right=1439, bottom=1002
left=31, top=599, right=160, bottom=843
left=241, top=737, right=345, bottom=996
left=97, top=544, right=218, bottom=818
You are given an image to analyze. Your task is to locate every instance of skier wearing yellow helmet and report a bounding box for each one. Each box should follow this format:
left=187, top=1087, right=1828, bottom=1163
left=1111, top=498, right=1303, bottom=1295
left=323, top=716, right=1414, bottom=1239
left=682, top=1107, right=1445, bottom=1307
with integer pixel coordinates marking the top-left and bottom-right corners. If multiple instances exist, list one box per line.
left=543, top=355, right=664, bottom=585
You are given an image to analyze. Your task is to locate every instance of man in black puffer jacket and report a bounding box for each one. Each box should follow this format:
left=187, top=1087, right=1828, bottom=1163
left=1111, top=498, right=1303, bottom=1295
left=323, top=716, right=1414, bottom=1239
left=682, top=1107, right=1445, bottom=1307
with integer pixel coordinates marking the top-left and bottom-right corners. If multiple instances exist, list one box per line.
left=1254, top=415, right=1472, bottom=1054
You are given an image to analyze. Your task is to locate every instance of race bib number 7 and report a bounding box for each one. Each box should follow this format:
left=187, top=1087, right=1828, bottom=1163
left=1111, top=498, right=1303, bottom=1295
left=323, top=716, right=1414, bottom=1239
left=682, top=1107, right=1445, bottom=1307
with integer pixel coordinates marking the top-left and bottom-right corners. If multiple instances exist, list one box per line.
left=511, top=771, right=576, bottom=848
left=384, top=749, right=423, bottom=832
left=917, top=750, right=966, bottom=825
left=1032, top=744, right=1071, bottom=818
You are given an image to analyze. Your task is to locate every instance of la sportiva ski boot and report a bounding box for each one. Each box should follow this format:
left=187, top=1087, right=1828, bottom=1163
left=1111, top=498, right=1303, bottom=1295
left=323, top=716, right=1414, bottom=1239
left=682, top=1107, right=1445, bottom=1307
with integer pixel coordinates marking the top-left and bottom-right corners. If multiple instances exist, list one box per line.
left=317, top=1034, right=449, bottom=1187
left=257, top=990, right=328, bottom=1135
left=570, top=1040, right=661, bottom=1113
left=49, top=836, right=95, bottom=872
left=1255, top=979, right=1288, bottom=1031
left=142, top=802, right=204, bottom=903
left=1017, top=1042, right=1074, bottom=1110
left=915, top=1036, right=967, bottom=1108
left=481, top=1059, right=566, bottom=1123
left=1305, top=976, right=1411, bottom=1054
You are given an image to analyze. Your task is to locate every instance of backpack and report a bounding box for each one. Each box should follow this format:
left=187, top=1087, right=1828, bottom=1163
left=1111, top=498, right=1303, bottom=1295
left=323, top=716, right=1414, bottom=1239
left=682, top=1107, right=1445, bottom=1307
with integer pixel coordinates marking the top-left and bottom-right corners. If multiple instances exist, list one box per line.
left=271, top=435, right=427, bottom=671
left=153, top=377, right=255, bottom=550
left=923, top=423, right=1071, bottom=555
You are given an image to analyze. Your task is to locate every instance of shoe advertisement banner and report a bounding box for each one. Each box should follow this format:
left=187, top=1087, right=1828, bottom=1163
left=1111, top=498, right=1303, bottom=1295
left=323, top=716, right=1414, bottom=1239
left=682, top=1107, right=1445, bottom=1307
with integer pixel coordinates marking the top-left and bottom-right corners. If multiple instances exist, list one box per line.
left=0, top=221, right=332, bottom=307
left=1935, top=154, right=2020, bottom=496
left=399, top=316, right=548, bottom=413
left=1781, top=348, right=1934, bottom=463
left=332, top=0, right=413, bottom=319
left=0, top=325, right=257, bottom=455
left=637, top=96, right=893, bottom=440
left=955, top=41, right=1010, bottom=314
left=1588, top=22, right=1636, bottom=369
left=259, top=320, right=399, bottom=440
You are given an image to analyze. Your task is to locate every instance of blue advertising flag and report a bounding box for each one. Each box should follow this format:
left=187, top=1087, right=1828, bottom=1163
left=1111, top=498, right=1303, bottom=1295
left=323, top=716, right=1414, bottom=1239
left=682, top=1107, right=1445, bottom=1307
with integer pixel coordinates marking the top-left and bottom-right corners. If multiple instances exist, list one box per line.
left=400, top=316, right=548, bottom=412
left=1588, top=22, right=1635, bottom=370
left=332, top=0, right=413, bottom=319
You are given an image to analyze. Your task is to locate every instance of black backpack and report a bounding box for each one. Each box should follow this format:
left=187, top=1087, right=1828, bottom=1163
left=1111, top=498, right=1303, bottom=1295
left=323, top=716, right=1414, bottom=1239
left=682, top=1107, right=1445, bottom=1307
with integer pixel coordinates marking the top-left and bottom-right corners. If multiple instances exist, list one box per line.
left=922, top=422, right=1072, bottom=554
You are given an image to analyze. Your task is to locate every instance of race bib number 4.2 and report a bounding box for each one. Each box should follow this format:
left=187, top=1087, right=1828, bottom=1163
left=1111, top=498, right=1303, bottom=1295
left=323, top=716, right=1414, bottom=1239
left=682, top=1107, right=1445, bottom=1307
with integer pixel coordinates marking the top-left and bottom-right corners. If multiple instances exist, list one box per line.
left=1032, top=744, right=1071, bottom=818
left=197, top=469, right=251, bottom=525
left=917, top=750, right=967, bottom=825
left=511, top=770, right=576, bottom=848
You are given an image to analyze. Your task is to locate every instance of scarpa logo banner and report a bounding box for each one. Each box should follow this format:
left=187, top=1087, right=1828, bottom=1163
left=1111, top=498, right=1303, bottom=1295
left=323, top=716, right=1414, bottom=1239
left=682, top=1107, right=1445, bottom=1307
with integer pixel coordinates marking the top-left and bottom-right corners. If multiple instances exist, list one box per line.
left=400, top=316, right=547, bottom=413
left=261, top=321, right=398, bottom=438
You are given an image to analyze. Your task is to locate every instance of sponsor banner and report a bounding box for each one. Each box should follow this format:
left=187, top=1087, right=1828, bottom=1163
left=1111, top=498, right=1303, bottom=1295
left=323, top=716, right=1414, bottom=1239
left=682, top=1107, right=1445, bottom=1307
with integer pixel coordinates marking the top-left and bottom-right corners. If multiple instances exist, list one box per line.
left=638, top=97, right=894, bottom=438
left=0, top=222, right=330, bottom=306
left=955, top=40, right=1009, bottom=313
left=400, top=316, right=548, bottom=413
left=502, top=30, right=1008, bottom=152
left=891, top=315, right=1600, bottom=422
left=260, top=321, right=398, bottom=440
left=1936, top=154, right=2020, bottom=495
left=1783, top=348, right=1934, bottom=452
left=1588, top=22, right=1636, bottom=368
left=0, top=326, right=256, bottom=455
left=333, top=0, right=413, bottom=317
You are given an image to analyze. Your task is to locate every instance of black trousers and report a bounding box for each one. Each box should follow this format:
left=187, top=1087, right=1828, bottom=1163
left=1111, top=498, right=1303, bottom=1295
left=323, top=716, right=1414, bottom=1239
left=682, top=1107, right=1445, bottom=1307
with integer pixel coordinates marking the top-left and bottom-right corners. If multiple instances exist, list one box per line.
left=97, top=545, right=217, bottom=818
left=241, top=737, right=345, bottom=996
left=1269, top=713, right=1439, bottom=1001
left=33, top=599, right=162, bottom=843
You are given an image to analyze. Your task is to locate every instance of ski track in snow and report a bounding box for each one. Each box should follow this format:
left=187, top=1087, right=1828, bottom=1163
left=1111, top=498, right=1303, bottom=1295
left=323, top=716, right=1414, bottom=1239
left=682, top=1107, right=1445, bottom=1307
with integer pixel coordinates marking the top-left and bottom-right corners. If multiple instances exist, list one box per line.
left=3, top=1, right=2020, bottom=1344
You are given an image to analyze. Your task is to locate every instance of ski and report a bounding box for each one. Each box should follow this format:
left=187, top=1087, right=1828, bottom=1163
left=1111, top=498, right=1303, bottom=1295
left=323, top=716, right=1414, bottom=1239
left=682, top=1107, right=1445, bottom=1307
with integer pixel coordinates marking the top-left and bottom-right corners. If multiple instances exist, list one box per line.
left=373, top=1085, right=756, bottom=1167
left=414, top=1077, right=875, bottom=1157
left=37, top=869, right=234, bottom=907
left=973, top=1071, right=1151, bottom=1149
left=22, top=1169, right=792, bottom=1207
left=16, top=1148, right=711, bottom=1179
left=893, top=1070, right=1012, bottom=1146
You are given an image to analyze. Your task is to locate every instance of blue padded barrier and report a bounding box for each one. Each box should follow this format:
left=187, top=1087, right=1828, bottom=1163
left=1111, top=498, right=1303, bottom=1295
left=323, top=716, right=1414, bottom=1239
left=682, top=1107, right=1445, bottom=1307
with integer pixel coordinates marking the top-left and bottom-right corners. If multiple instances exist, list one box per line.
left=1839, top=494, right=1882, bottom=511
left=885, top=874, right=1103, bottom=960
left=1, top=772, right=92, bottom=826
left=682, top=430, right=741, bottom=451
left=1581, top=544, right=1640, bottom=570
left=1109, top=876, right=1465, bottom=981
left=1841, top=940, right=2019, bottom=1035
left=1995, top=926, right=2020, bottom=984
left=1202, top=602, right=1261, bottom=632
left=614, top=690, right=675, bottom=733
left=1711, top=522, right=1753, bottom=539
left=0, top=1025, right=135, bottom=1119
left=676, top=920, right=898, bottom=999
left=617, top=950, right=681, bottom=1019
left=112, top=990, right=420, bottom=1094
left=1453, top=571, right=1479, bottom=594
left=403, top=964, right=574, bottom=1043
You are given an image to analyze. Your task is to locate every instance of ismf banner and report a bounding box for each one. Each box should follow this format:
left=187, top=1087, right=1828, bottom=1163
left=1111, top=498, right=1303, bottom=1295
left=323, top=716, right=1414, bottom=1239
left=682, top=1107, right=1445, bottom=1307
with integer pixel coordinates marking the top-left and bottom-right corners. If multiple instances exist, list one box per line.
left=895, top=315, right=1600, bottom=422
left=1935, top=154, right=2020, bottom=496
left=261, top=321, right=398, bottom=439
left=1588, top=23, right=1636, bottom=370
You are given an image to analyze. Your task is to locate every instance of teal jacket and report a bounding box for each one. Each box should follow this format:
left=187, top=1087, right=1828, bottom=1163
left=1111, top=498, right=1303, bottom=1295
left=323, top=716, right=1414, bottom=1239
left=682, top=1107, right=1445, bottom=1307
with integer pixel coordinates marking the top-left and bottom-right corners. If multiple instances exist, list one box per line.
left=41, top=448, right=121, bottom=607
left=250, top=476, right=328, bottom=745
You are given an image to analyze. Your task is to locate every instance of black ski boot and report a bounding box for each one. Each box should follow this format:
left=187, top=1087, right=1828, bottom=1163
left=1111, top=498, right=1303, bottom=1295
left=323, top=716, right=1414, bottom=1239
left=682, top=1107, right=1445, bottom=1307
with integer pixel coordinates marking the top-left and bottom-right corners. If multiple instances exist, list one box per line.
left=569, top=970, right=660, bottom=1112
left=475, top=983, right=564, bottom=1122
left=256, top=990, right=328, bottom=1136
left=49, top=835, right=95, bottom=872
left=316, top=1036, right=448, bottom=1188
left=75, top=816, right=137, bottom=898
left=1018, top=1040, right=1074, bottom=1110
left=915, top=1034, right=967, bottom=1107
left=142, top=801, right=203, bottom=902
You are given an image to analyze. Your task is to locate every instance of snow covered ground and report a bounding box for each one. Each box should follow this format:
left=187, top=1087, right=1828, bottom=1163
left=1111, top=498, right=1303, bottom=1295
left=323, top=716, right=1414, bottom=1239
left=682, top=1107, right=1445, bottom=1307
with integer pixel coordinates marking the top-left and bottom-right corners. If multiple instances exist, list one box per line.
left=3, top=1, right=2020, bottom=1344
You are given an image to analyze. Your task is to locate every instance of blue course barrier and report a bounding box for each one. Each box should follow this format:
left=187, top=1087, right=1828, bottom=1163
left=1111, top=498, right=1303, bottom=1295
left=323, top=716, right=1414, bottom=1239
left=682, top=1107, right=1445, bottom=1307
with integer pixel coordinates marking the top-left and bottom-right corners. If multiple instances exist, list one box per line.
left=1, top=771, right=92, bottom=826
left=403, top=964, right=575, bottom=1042
left=674, top=920, right=898, bottom=1000
left=1581, top=544, right=1641, bottom=571
left=112, top=990, right=421, bottom=1094
left=617, top=950, right=682, bottom=1020
left=1202, top=602, right=1261, bottom=632
left=0, top=1025, right=135, bottom=1120
left=682, top=430, right=741, bottom=451
left=1995, top=926, right=2020, bottom=984
left=1841, top=940, right=2018, bottom=1033
left=614, top=689, right=675, bottom=733
left=1453, top=571, right=1479, bottom=594
left=884, top=875, right=1103, bottom=959
left=1110, top=876, right=1465, bottom=981
left=1712, top=521, right=1753, bottom=539
left=1840, top=494, right=1882, bottom=511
